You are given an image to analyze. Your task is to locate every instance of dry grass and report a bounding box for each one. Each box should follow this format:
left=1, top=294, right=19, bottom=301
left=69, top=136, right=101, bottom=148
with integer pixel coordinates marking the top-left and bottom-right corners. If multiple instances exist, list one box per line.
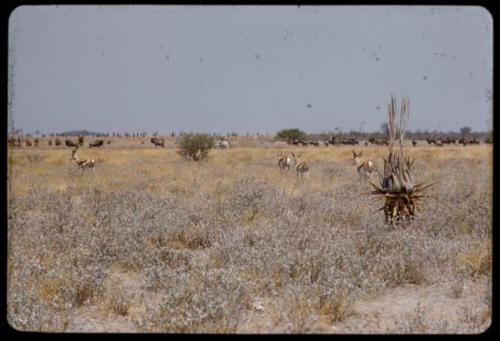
left=7, top=140, right=492, bottom=333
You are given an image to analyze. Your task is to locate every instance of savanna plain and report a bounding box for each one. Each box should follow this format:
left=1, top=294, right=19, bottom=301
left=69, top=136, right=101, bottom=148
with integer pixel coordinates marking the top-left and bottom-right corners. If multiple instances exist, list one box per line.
left=7, top=137, right=492, bottom=333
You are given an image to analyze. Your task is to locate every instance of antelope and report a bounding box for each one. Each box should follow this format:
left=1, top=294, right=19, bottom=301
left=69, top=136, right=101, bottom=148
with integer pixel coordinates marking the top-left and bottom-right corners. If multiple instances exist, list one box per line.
left=352, top=150, right=376, bottom=182
left=278, top=152, right=293, bottom=172
left=71, top=147, right=95, bottom=170
left=341, top=138, right=359, bottom=145
left=292, top=152, right=309, bottom=182
left=151, top=137, right=165, bottom=147
left=412, top=140, right=417, bottom=147
left=66, top=139, right=78, bottom=148
left=89, top=139, right=104, bottom=148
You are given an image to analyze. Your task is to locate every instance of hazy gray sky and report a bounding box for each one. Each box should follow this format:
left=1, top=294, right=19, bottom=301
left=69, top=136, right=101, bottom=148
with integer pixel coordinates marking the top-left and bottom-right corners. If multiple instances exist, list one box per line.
left=9, top=5, right=493, bottom=134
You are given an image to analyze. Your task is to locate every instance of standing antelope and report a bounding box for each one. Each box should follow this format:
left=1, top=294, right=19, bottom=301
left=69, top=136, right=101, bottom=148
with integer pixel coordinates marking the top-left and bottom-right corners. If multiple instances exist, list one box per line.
left=292, top=152, right=309, bottom=182
left=352, top=150, right=376, bottom=182
left=71, top=148, right=96, bottom=170
left=278, top=152, right=293, bottom=172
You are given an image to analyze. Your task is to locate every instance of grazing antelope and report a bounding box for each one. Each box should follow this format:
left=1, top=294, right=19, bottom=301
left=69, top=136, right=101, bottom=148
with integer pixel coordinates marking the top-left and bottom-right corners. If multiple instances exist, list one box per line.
left=352, top=150, right=376, bottom=182
left=89, top=139, right=104, bottom=148
left=151, top=137, right=165, bottom=147
left=71, top=148, right=96, bottom=170
left=278, top=152, right=293, bottom=172
left=341, top=138, right=359, bottom=145
left=66, top=139, right=78, bottom=148
left=292, top=152, right=309, bottom=182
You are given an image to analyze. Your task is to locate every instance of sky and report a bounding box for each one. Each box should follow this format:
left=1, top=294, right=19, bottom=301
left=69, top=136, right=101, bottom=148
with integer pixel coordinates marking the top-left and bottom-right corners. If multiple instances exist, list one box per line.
left=8, top=5, right=493, bottom=135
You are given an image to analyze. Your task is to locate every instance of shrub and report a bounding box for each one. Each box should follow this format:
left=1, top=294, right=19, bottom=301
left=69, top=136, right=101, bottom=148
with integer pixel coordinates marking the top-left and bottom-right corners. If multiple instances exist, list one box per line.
left=275, top=128, right=307, bottom=141
left=177, top=134, right=214, bottom=161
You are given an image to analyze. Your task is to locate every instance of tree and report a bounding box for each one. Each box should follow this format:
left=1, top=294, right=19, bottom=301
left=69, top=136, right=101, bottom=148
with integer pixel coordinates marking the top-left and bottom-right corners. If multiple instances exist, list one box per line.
left=177, top=134, right=214, bottom=161
left=275, top=128, right=306, bottom=141
left=460, top=126, right=472, bottom=136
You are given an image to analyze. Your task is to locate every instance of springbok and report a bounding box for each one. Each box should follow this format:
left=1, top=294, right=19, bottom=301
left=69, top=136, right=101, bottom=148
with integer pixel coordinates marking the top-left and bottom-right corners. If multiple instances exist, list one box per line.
left=352, top=150, right=376, bottom=182
left=71, top=148, right=96, bottom=170
left=292, top=152, right=309, bottom=182
left=278, top=152, right=293, bottom=172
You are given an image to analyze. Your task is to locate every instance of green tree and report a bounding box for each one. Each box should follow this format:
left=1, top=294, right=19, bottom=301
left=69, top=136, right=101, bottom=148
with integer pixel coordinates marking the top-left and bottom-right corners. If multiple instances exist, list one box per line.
left=460, top=126, right=472, bottom=136
left=275, top=128, right=307, bottom=141
left=177, top=134, right=215, bottom=161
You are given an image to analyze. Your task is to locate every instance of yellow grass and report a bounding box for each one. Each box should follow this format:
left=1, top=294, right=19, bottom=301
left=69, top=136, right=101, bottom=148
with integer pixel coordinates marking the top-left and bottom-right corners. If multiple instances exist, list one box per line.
left=8, top=144, right=492, bottom=200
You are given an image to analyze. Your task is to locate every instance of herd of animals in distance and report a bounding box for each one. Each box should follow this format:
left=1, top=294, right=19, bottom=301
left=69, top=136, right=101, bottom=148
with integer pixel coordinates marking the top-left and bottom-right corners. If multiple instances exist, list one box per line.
left=7, top=130, right=491, bottom=176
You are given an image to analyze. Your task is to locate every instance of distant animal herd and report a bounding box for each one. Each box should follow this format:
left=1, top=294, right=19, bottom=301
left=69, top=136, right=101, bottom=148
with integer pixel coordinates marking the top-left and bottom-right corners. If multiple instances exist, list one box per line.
left=286, top=136, right=488, bottom=147
left=8, top=134, right=490, bottom=149
left=7, top=133, right=492, bottom=180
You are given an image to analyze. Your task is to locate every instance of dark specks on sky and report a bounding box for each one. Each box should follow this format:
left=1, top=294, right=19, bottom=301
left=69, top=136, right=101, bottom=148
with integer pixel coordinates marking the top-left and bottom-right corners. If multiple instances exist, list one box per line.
left=9, top=5, right=492, bottom=134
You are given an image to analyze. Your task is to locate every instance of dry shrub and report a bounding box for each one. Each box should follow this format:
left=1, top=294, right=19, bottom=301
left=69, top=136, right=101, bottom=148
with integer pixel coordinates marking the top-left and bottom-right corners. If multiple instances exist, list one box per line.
left=319, top=290, right=353, bottom=323
left=26, top=154, right=45, bottom=163
left=282, top=288, right=317, bottom=333
left=450, top=279, right=465, bottom=299
left=75, top=280, right=99, bottom=307
left=383, top=251, right=426, bottom=287
left=167, top=225, right=210, bottom=250
left=8, top=142, right=492, bottom=333
left=108, top=284, right=130, bottom=316
left=457, top=245, right=492, bottom=278
left=137, top=270, right=241, bottom=333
